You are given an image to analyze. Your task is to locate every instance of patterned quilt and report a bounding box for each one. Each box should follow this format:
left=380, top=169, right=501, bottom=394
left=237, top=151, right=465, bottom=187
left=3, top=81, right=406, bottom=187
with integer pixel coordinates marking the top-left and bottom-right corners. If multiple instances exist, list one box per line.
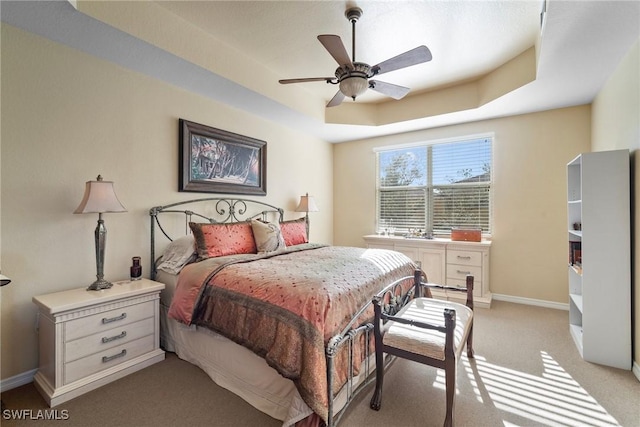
left=168, top=244, right=415, bottom=423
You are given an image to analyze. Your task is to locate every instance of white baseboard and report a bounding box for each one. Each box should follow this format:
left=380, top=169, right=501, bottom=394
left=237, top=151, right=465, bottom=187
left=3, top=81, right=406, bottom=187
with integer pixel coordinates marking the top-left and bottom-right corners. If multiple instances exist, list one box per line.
left=0, top=369, right=37, bottom=393
left=491, top=293, right=569, bottom=311
left=633, top=361, right=640, bottom=382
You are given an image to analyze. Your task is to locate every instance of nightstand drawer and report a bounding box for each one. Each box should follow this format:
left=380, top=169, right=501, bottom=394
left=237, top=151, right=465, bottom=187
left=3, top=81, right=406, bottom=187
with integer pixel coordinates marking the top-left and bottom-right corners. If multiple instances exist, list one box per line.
left=64, top=317, right=155, bottom=363
left=64, top=334, right=155, bottom=384
left=447, top=250, right=482, bottom=267
left=65, top=301, right=155, bottom=342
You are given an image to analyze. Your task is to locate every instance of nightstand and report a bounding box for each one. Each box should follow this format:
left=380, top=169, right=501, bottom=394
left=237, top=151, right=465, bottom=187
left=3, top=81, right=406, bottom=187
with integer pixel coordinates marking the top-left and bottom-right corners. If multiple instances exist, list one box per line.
left=32, top=279, right=165, bottom=407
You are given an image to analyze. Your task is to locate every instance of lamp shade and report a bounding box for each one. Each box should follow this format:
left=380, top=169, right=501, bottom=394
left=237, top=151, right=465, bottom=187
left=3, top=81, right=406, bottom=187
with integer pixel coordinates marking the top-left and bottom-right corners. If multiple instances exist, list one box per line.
left=74, top=175, right=126, bottom=214
left=295, top=193, right=319, bottom=213
left=0, top=274, right=11, bottom=286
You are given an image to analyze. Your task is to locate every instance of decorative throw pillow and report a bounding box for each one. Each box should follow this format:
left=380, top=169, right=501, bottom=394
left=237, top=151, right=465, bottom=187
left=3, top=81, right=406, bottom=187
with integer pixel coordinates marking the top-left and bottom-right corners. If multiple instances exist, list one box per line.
left=189, top=222, right=257, bottom=260
left=280, top=217, right=308, bottom=246
left=157, top=235, right=197, bottom=274
left=251, top=220, right=286, bottom=254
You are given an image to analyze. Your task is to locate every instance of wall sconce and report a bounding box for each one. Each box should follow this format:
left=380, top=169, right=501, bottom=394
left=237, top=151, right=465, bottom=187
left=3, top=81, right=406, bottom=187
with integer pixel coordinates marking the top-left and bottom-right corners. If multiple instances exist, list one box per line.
left=295, top=193, right=319, bottom=239
left=74, top=175, right=126, bottom=291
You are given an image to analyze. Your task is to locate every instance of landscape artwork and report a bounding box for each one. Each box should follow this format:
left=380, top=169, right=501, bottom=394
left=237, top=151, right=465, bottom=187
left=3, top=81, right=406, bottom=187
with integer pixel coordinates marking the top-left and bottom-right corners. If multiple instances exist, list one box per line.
left=179, top=119, right=266, bottom=195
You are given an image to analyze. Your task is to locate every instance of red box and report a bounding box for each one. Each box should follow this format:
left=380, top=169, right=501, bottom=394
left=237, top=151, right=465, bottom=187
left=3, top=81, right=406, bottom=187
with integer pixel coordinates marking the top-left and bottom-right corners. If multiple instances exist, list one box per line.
left=451, top=229, right=482, bottom=242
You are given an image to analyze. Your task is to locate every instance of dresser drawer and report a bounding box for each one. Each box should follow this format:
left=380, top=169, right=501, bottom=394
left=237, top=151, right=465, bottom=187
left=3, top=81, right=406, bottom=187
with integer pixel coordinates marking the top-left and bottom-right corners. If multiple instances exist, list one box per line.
left=65, top=301, right=155, bottom=342
left=446, top=277, right=482, bottom=298
left=447, top=250, right=482, bottom=267
left=447, top=264, right=482, bottom=281
left=64, top=317, right=155, bottom=363
left=64, top=334, right=155, bottom=384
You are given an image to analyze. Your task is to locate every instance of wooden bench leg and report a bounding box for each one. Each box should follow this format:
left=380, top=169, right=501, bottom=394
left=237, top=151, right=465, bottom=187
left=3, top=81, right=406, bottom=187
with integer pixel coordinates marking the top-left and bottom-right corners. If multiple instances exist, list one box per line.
left=464, top=276, right=475, bottom=359
left=466, top=322, right=474, bottom=358
left=369, top=341, right=385, bottom=410
left=444, top=359, right=456, bottom=427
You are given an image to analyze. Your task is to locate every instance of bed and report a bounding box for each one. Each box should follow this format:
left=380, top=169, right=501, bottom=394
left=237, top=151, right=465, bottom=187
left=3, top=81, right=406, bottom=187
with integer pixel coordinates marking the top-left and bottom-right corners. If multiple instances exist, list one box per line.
left=149, top=198, right=418, bottom=426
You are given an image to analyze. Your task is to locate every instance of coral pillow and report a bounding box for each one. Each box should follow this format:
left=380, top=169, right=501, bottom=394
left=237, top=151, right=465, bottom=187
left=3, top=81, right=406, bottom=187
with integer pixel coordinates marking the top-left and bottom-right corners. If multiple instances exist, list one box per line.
left=189, top=222, right=257, bottom=260
left=280, top=217, right=308, bottom=246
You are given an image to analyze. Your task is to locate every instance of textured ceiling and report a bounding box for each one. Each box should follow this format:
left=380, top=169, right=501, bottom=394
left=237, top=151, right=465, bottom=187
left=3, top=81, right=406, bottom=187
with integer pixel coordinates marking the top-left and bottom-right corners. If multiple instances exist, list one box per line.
left=1, top=1, right=639, bottom=142
left=155, top=1, right=541, bottom=104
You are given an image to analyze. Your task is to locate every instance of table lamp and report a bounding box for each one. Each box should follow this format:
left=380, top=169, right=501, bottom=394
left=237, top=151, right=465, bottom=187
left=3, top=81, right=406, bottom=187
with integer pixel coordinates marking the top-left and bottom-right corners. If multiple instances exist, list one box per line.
left=74, top=175, right=127, bottom=291
left=295, top=193, right=319, bottom=239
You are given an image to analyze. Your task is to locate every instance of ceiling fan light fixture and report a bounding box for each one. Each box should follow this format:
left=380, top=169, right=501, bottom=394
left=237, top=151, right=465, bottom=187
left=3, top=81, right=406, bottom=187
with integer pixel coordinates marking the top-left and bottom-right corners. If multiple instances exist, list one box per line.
left=279, top=6, right=432, bottom=107
left=339, top=76, right=368, bottom=99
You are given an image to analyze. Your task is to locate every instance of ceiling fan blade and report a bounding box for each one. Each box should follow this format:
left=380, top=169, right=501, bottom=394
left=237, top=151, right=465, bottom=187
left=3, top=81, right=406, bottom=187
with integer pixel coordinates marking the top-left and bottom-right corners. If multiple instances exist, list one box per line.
left=369, top=80, right=411, bottom=100
left=318, top=35, right=353, bottom=68
left=326, top=90, right=346, bottom=108
left=371, top=46, right=432, bottom=76
left=279, top=77, right=335, bottom=84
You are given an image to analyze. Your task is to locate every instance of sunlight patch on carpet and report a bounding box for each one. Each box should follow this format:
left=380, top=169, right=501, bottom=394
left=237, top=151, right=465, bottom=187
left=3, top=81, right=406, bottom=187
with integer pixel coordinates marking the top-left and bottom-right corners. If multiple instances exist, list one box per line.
left=431, top=351, right=620, bottom=426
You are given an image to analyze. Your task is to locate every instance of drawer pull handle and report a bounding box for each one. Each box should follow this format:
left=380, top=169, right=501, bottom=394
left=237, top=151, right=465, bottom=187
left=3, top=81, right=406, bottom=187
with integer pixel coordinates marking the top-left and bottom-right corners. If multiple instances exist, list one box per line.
left=102, top=349, right=127, bottom=363
left=102, top=313, right=127, bottom=324
left=102, top=331, right=127, bottom=343
left=457, top=255, right=472, bottom=260
left=457, top=270, right=472, bottom=275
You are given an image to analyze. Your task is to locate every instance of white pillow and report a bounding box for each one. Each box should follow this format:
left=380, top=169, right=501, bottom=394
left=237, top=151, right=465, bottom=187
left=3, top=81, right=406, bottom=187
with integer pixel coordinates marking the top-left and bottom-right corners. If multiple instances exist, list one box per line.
left=157, top=235, right=197, bottom=275
left=251, top=220, right=286, bottom=254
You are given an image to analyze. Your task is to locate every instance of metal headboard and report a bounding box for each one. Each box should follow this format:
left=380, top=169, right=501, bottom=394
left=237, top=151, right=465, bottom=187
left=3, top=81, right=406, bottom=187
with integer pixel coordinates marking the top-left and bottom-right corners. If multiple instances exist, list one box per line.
left=149, top=197, right=284, bottom=280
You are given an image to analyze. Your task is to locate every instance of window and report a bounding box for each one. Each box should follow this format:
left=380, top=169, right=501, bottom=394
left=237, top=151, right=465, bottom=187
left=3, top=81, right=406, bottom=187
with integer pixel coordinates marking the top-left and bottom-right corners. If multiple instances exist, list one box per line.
left=375, top=135, right=492, bottom=236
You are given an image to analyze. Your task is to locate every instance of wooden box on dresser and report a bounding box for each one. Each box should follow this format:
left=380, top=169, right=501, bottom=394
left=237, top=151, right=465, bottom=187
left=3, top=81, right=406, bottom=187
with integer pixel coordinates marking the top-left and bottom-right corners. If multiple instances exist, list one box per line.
left=363, top=235, right=491, bottom=308
left=567, top=149, right=631, bottom=369
left=32, top=279, right=165, bottom=406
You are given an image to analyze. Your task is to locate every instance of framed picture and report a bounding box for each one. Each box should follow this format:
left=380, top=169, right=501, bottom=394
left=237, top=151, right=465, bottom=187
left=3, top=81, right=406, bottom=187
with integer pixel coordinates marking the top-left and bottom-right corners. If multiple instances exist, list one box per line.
left=179, top=119, right=267, bottom=195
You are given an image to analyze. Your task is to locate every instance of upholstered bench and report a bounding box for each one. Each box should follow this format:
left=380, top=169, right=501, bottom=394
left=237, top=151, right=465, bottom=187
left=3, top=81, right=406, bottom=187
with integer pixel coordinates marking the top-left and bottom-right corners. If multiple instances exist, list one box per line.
left=370, top=272, right=474, bottom=427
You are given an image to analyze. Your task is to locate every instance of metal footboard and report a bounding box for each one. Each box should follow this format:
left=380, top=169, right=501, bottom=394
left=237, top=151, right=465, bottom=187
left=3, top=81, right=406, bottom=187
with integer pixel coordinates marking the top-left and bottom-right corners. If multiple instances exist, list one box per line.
left=325, top=270, right=420, bottom=426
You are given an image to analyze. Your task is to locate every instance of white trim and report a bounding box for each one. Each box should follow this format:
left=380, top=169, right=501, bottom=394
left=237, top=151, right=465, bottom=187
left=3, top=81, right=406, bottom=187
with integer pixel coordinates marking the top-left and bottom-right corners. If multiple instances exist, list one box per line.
left=0, top=368, right=37, bottom=392
left=633, top=361, right=640, bottom=382
left=492, top=293, right=569, bottom=311
left=372, top=132, right=495, bottom=152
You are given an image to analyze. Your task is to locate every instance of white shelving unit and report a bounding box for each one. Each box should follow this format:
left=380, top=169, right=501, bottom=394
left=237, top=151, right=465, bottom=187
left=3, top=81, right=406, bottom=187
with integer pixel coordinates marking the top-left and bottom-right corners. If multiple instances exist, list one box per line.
left=566, top=149, right=631, bottom=369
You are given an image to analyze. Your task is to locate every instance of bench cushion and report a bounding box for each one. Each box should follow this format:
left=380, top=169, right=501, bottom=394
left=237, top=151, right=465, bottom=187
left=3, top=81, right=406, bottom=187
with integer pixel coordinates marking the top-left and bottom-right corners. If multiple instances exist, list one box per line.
left=383, top=298, right=473, bottom=361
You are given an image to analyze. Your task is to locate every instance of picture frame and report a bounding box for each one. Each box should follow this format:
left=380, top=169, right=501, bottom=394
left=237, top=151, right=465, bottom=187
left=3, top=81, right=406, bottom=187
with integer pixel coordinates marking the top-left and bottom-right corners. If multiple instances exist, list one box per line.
left=179, top=119, right=267, bottom=195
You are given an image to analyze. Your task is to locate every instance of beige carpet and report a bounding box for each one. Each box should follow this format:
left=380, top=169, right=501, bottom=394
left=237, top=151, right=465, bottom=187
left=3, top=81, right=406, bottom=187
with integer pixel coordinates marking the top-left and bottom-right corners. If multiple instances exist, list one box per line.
left=2, top=301, right=639, bottom=427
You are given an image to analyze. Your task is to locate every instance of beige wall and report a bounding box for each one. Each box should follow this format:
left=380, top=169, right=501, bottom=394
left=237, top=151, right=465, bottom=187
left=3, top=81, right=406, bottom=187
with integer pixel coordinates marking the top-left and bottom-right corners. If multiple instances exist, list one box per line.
left=592, top=39, right=639, bottom=372
left=334, top=106, right=591, bottom=303
left=0, top=24, right=333, bottom=379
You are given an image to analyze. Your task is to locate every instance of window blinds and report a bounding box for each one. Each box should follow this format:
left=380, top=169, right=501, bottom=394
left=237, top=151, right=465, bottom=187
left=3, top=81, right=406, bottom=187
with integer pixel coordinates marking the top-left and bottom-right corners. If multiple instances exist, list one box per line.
left=376, top=136, right=492, bottom=235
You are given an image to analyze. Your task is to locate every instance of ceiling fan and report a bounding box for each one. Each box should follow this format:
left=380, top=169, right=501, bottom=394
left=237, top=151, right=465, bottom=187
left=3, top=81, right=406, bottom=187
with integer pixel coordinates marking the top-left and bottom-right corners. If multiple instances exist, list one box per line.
left=278, top=7, right=432, bottom=108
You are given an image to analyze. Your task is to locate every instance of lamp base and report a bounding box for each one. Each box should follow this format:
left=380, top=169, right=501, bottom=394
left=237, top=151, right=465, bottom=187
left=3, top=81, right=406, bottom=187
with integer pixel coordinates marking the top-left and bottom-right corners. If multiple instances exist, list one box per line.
left=86, top=279, right=114, bottom=291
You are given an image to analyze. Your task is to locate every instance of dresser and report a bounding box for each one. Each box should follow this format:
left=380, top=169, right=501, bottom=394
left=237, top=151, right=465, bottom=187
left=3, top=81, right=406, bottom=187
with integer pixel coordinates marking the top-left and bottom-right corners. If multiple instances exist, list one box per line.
left=363, top=235, right=491, bottom=307
left=33, top=279, right=165, bottom=406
